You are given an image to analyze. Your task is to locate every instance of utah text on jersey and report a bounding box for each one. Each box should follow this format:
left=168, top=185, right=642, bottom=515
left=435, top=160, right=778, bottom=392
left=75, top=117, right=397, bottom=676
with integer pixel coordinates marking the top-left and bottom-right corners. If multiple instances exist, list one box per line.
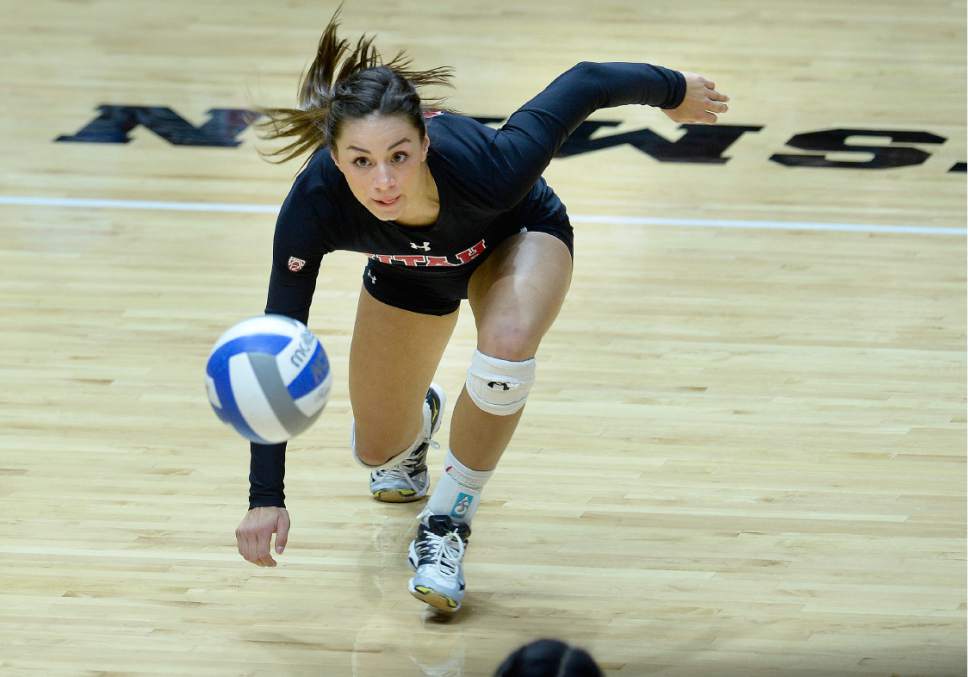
left=365, top=239, right=487, bottom=267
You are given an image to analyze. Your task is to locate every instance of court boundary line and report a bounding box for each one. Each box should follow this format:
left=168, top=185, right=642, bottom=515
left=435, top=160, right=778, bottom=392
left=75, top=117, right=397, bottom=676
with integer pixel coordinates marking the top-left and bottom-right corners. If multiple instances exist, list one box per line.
left=0, top=195, right=964, bottom=236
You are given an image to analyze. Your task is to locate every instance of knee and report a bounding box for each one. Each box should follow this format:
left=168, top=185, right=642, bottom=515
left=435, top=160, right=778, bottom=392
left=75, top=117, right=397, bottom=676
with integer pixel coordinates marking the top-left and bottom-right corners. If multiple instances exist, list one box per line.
left=477, top=322, right=539, bottom=362
left=354, top=444, right=393, bottom=467
left=465, top=349, right=536, bottom=416
left=351, top=424, right=407, bottom=467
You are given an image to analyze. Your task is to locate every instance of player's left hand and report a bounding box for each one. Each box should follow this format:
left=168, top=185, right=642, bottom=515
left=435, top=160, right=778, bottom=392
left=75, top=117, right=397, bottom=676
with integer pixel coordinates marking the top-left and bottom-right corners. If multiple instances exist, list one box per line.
left=663, top=72, right=729, bottom=124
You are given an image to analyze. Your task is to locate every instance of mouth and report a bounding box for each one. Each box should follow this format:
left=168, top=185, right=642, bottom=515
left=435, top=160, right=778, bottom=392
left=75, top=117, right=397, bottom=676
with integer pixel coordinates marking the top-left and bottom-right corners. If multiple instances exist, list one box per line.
left=373, top=195, right=401, bottom=208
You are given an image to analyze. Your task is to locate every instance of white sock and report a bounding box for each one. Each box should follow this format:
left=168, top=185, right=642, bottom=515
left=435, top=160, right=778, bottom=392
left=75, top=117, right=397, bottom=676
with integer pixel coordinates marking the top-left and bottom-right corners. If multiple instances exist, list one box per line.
left=426, top=449, right=494, bottom=524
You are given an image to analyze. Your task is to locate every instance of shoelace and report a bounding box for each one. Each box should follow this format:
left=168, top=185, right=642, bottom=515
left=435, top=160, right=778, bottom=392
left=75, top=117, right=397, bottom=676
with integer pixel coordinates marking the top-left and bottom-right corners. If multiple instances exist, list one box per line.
left=416, top=527, right=465, bottom=578
left=372, top=440, right=439, bottom=489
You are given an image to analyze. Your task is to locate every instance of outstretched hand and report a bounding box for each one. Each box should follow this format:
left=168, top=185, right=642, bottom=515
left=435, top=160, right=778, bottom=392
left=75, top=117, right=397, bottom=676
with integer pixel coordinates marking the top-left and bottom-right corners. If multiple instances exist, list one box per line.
left=663, top=72, right=729, bottom=124
left=236, top=506, right=290, bottom=567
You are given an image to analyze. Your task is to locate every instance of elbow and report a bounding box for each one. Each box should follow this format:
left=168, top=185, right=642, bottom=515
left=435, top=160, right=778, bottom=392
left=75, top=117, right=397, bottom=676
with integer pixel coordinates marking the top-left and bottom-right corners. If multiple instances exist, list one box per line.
left=572, top=61, right=601, bottom=77
left=568, top=61, right=609, bottom=91
left=565, top=61, right=608, bottom=103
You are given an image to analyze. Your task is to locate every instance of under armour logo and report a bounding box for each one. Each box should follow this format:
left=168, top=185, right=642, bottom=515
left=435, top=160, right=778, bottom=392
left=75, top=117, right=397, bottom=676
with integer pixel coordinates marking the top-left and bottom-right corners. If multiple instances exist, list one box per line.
left=487, top=381, right=514, bottom=391
left=367, top=271, right=377, bottom=284
left=410, top=241, right=431, bottom=251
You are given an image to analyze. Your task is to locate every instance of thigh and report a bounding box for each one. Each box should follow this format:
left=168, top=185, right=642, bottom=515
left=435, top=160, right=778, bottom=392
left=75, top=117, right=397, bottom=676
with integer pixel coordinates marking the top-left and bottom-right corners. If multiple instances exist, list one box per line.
left=349, top=285, right=458, bottom=451
left=467, top=231, right=573, bottom=360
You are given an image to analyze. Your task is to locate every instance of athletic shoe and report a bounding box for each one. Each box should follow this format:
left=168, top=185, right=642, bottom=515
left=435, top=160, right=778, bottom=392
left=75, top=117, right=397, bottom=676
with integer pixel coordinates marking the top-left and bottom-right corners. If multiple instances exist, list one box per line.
left=370, top=383, right=445, bottom=503
left=407, top=514, right=471, bottom=613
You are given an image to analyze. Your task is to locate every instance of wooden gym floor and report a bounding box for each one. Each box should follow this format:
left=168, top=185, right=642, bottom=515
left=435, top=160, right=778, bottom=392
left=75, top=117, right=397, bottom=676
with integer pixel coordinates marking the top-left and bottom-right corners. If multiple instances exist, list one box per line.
left=0, top=1, right=965, bottom=675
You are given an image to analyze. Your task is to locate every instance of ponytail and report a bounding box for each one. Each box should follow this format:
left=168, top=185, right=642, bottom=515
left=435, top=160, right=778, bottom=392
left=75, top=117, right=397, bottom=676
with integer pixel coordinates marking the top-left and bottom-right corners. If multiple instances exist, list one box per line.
left=258, top=7, right=454, bottom=165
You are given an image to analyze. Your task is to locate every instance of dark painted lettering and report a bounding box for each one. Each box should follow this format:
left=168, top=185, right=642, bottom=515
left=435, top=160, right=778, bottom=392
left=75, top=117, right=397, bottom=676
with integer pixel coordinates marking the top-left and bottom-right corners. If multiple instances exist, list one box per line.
left=53, top=106, right=962, bottom=175
left=57, top=106, right=260, bottom=147
left=558, top=122, right=762, bottom=164
left=770, top=129, right=946, bottom=169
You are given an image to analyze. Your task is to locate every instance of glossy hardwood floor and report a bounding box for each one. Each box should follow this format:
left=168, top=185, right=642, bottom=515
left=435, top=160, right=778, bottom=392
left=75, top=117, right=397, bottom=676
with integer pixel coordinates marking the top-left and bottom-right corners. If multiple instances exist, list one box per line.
left=0, top=1, right=965, bottom=675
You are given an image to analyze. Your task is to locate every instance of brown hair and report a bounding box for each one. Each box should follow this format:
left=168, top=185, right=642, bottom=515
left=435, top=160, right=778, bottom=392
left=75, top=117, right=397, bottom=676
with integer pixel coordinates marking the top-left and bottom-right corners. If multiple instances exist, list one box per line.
left=258, top=7, right=454, bottom=165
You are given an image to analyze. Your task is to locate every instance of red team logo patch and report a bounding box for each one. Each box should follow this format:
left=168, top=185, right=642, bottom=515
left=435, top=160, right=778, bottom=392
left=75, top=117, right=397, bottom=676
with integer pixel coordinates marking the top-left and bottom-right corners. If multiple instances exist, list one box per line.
left=287, top=256, right=306, bottom=272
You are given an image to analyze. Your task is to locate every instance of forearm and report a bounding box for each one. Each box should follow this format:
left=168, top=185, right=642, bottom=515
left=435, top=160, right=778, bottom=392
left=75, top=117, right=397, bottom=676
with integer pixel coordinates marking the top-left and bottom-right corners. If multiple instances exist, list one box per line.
left=265, top=264, right=316, bottom=325
left=251, top=230, right=321, bottom=508
left=518, top=61, right=686, bottom=136
left=248, top=277, right=308, bottom=509
left=492, top=61, right=685, bottom=205
left=249, top=441, right=286, bottom=508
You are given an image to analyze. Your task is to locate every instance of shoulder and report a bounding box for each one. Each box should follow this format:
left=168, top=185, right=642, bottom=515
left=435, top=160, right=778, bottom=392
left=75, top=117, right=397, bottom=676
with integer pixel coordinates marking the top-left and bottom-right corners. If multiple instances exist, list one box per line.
left=426, top=113, right=522, bottom=208
left=426, top=112, right=501, bottom=157
left=275, top=149, right=347, bottom=250
left=279, top=148, right=353, bottom=226
left=285, top=149, right=344, bottom=211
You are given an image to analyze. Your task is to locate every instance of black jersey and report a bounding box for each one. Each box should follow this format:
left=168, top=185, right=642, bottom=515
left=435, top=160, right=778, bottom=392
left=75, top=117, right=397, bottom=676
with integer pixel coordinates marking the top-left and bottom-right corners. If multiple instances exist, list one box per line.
left=249, top=61, right=686, bottom=509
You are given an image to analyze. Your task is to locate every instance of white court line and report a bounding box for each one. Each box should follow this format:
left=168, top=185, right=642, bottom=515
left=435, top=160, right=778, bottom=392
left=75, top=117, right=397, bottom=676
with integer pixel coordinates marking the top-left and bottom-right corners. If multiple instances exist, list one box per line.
left=0, top=195, right=277, bottom=214
left=0, top=195, right=964, bottom=236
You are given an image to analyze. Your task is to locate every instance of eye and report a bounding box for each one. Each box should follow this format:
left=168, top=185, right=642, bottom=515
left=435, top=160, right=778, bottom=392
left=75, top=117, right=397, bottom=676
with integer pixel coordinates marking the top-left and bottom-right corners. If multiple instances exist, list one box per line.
left=352, top=157, right=371, bottom=168
left=392, top=152, right=409, bottom=164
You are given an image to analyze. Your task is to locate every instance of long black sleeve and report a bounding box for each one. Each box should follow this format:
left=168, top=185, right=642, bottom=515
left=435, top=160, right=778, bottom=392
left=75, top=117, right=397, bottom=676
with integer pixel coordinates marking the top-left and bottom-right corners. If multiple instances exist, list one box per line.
left=262, top=183, right=328, bottom=328
left=488, top=61, right=686, bottom=207
left=249, top=441, right=286, bottom=508
left=245, top=258, right=316, bottom=510
left=246, top=183, right=332, bottom=510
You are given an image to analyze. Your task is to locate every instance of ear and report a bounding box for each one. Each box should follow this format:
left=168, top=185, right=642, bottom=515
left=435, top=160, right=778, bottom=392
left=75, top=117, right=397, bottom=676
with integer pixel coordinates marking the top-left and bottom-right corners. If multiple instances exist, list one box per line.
left=330, top=148, right=342, bottom=171
left=420, top=132, right=430, bottom=161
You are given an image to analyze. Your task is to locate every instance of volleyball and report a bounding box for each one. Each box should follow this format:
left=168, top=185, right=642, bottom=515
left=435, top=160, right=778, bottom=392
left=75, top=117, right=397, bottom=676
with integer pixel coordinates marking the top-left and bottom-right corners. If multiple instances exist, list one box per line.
left=205, top=315, right=332, bottom=444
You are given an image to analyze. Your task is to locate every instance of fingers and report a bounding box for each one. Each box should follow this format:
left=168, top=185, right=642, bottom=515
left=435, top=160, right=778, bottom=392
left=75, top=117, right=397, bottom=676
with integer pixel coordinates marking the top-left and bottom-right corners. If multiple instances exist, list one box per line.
left=680, top=72, right=729, bottom=124
left=707, top=99, right=729, bottom=114
left=254, top=528, right=277, bottom=567
left=236, top=526, right=277, bottom=567
left=240, top=532, right=267, bottom=566
left=256, top=538, right=277, bottom=567
left=249, top=533, right=276, bottom=567
left=274, top=512, right=290, bottom=554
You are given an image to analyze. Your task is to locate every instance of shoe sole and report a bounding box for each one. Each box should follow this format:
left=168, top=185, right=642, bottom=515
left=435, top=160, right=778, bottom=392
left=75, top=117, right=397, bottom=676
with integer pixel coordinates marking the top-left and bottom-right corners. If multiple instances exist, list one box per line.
left=372, top=487, right=427, bottom=503
left=408, top=581, right=461, bottom=613
left=407, top=540, right=463, bottom=613
left=371, top=383, right=445, bottom=504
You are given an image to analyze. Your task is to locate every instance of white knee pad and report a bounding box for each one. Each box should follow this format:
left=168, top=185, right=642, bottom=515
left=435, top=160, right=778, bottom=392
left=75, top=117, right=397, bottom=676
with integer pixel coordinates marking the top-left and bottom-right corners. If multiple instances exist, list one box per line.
left=466, top=350, right=536, bottom=416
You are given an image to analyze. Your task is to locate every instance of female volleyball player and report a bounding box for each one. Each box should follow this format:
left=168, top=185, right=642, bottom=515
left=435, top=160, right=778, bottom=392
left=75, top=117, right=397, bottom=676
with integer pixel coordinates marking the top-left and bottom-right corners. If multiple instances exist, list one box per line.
left=234, top=10, right=728, bottom=613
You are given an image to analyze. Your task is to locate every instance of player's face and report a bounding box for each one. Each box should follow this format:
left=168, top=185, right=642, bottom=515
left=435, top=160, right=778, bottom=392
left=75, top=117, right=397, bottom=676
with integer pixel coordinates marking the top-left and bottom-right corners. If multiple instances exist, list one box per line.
left=331, top=114, right=431, bottom=222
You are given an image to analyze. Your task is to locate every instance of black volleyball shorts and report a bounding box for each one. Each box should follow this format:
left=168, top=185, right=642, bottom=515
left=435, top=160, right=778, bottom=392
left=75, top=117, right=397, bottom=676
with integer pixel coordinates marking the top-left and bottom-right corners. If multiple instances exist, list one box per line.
left=362, top=221, right=574, bottom=316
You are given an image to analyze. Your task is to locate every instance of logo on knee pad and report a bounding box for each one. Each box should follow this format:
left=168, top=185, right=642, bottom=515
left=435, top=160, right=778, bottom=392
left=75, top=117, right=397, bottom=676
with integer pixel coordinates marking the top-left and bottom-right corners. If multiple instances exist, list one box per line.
left=450, top=493, right=474, bottom=519
left=468, top=352, right=535, bottom=416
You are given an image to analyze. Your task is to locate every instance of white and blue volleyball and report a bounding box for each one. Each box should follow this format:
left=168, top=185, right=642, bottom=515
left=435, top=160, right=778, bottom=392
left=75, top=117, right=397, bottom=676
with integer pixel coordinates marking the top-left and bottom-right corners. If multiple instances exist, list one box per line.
left=205, top=315, right=332, bottom=444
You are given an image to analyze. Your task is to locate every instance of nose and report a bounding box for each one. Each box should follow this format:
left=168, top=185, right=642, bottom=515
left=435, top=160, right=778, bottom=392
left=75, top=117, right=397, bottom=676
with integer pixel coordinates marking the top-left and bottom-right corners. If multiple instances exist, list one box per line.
left=373, top=164, right=396, bottom=191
